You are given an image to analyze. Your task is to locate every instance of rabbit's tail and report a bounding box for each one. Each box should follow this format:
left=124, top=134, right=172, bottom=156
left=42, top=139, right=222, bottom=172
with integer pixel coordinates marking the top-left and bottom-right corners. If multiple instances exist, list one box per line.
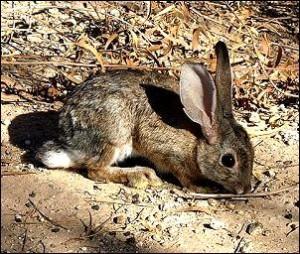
left=36, top=140, right=74, bottom=168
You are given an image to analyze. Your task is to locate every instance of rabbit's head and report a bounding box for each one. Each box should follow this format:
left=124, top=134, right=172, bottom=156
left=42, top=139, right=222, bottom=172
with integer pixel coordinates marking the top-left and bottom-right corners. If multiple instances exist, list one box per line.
left=180, top=41, right=254, bottom=194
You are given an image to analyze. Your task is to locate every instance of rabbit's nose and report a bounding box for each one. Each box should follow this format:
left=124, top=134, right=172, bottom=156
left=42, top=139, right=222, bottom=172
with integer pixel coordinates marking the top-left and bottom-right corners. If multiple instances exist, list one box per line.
left=234, top=183, right=251, bottom=194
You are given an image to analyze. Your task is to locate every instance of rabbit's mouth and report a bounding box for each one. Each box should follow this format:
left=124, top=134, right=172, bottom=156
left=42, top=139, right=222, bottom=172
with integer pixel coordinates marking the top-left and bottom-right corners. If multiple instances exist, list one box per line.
left=225, top=182, right=251, bottom=194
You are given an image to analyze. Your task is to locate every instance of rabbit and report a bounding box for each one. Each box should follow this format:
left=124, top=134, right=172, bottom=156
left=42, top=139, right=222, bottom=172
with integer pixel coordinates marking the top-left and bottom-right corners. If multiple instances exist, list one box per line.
left=36, top=41, right=254, bottom=194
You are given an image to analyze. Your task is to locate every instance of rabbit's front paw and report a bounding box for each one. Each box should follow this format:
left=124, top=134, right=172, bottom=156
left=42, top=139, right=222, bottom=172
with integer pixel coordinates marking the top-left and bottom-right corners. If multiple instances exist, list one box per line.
left=127, top=167, right=162, bottom=189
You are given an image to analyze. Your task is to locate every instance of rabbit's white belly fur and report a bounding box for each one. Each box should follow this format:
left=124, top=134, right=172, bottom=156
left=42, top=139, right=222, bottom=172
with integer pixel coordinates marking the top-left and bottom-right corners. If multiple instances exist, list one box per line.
left=41, top=150, right=75, bottom=168
left=41, top=143, right=135, bottom=169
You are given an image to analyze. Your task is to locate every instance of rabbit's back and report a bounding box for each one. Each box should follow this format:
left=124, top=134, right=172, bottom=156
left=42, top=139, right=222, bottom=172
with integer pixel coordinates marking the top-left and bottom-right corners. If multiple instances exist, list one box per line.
left=55, top=70, right=181, bottom=159
left=37, top=69, right=198, bottom=172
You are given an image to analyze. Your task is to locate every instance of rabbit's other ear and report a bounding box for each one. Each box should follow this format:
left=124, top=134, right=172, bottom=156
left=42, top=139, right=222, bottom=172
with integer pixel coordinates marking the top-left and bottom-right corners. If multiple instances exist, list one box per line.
left=215, top=41, right=233, bottom=118
left=180, top=63, right=218, bottom=145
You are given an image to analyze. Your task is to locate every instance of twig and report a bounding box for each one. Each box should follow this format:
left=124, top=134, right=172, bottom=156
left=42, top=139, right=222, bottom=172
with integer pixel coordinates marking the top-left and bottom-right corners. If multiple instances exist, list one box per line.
left=131, top=207, right=145, bottom=223
left=1, top=172, right=39, bottom=177
left=188, top=184, right=298, bottom=200
left=28, top=199, right=68, bottom=230
left=234, top=237, right=245, bottom=253
left=254, top=140, right=264, bottom=148
left=169, top=206, right=212, bottom=215
left=251, top=180, right=262, bottom=193
left=77, top=205, right=124, bottom=240
left=82, top=210, right=94, bottom=236
left=286, top=225, right=299, bottom=237
left=85, top=198, right=153, bottom=208
left=21, top=228, right=28, bottom=252
left=233, top=223, right=247, bottom=253
left=39, top=240, right=46, bottom=253
left=237, top=223, right=247, bottom=236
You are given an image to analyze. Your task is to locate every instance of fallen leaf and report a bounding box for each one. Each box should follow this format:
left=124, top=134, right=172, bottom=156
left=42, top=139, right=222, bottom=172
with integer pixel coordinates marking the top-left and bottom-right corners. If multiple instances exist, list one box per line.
left=104, top=33, right=118, bottom=50
left=75, top=34, right=106, bottom=72
left=192, top=28, right=201, bottom=51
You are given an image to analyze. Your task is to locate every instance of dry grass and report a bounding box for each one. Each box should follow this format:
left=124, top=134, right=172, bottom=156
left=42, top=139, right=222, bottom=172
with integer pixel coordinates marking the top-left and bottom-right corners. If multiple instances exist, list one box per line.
left=1, top=1, right=299, bottom=109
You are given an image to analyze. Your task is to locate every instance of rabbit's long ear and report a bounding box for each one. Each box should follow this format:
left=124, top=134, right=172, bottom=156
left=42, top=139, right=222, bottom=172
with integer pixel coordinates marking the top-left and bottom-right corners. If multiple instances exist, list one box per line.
left=215, top=41, right=233, bottom=118
left=180, top=63, right=218, bottom=144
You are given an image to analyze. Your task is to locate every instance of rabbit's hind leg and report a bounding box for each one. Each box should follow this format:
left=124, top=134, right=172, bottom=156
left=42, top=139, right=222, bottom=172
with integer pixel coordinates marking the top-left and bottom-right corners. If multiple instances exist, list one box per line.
left=87, top=144, right=162, bottom=189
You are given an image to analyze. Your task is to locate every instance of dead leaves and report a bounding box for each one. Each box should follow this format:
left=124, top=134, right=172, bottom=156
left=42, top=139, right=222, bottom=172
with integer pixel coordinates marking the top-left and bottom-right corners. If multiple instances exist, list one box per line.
left=1, top=1, right=298, bottom=106
left=192, top=28, right=201, bottom=51
left=104, top=33, right=118, bottom=50
left=75, top=34, right=106, bottom=72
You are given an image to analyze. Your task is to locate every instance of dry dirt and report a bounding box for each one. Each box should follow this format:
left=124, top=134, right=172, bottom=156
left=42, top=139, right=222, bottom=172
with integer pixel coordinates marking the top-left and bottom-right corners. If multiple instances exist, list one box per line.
left=1, top=95, right=299, bottom=253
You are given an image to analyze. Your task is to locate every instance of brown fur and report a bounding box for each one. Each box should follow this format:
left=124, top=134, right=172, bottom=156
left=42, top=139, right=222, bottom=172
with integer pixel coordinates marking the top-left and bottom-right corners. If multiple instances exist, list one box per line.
left=36, top=42, right=254, bottom=193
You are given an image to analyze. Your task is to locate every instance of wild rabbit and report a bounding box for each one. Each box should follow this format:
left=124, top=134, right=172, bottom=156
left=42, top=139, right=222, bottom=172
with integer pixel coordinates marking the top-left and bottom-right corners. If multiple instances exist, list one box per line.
left=36, top=41, right=254, bottom=194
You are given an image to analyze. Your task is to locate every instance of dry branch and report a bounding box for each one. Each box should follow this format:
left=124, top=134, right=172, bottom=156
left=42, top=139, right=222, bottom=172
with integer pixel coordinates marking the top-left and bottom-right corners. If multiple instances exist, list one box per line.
left=186, top=184, right=298, bottom=200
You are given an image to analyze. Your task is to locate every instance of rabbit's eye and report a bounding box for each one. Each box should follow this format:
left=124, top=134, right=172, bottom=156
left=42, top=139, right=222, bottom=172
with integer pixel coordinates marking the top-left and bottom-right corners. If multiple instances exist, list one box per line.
left=221, top=153, right=235, bottom=168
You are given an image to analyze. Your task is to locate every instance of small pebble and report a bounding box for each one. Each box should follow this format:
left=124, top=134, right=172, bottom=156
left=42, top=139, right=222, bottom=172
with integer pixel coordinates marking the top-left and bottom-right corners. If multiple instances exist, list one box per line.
left=175, top=197, right=184, bottom=203
left=205, top=219, right=226, bottom=230
left=29, top=191, right=36, bottom=198
left=131, top=193, right=140, bottom=204
left=113, top=215, right=127, bottom=224
left=246, top=222, right=263, bottom=235
left=93, top=185, right=101, bottom=190
left=28, top=164, right=34, bottom=170
left=208, top=199, right=219, bottom=207
left=249, top=112, right=261, bottom=124
left=263, top=170, right=275, bottom=178
left=159, top=240, right=166, bottom=245
left=151, top=234, right=161, bottom=241
left=80, top=247, right=87, bottom=251
left=288, top=222, right=298, bottom=230
left=226, top=203, right=235, bottom=210
left=36, top=167, right=45, bottom=172
left=262, top=229, right=271, bottom=236
left=15, top=214, right=22, bottom=222
left=51, top=227, right=60, bottom=233
left=37, top=215, right=45, bottom=222
left=156, top=224, right=163, bottom=231
left=91, top=204, right=100, bottom=210
left=25, top=202, right=32, bottom=208
left=284, top=212, right=293, bottom=220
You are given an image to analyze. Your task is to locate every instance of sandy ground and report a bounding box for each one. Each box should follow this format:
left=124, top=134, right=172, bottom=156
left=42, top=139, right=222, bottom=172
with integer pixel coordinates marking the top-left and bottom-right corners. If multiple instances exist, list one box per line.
left=1, top=95, right=299, bottom=253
